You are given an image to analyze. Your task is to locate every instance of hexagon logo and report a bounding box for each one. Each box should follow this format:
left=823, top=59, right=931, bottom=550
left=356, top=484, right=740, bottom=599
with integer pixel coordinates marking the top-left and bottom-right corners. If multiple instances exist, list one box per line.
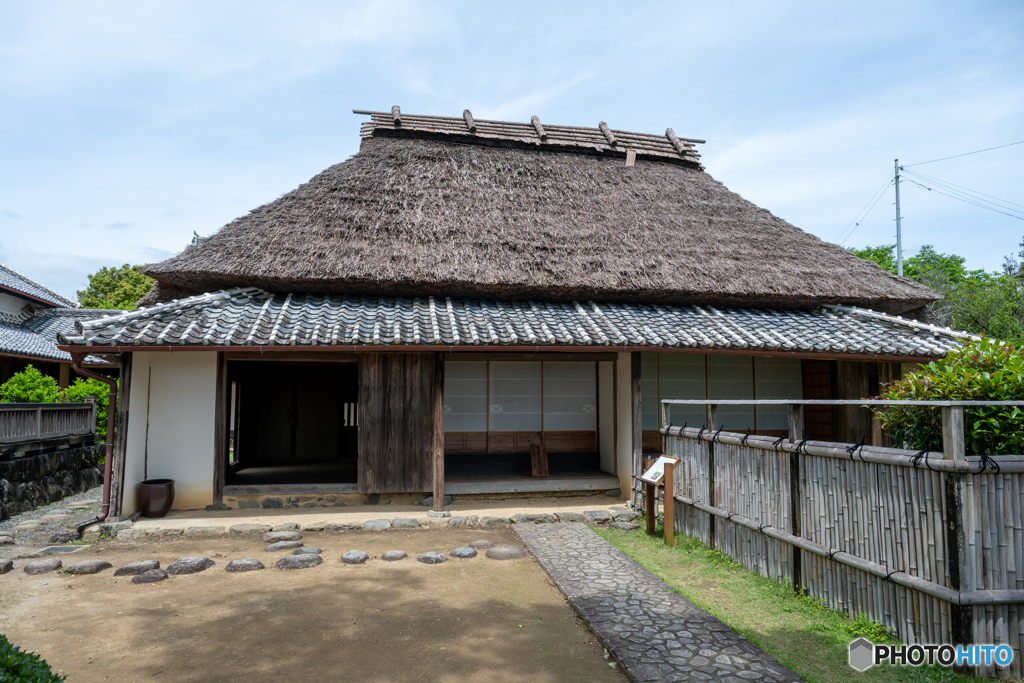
left=849, top=638, right=874, bottom=671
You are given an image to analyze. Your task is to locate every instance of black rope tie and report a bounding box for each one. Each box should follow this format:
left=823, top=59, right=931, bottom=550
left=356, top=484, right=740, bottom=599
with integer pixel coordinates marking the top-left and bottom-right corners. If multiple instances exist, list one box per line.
left=886, top=567, right=905, bottom=582
left=910, top=450, right=935, bottom=471
left=712, top=425, right=725, bottom=443
left=826, top=547, right=840, bottom=560
left=795, top=437, right=810, bottom=454
left=845, top=436, right=867, bottom=461
left=696, top=425, right=706, bottom=443
left=741, top=429, right=751, bottom=446
left=772, top=436, right=786, bottom=452
left=978, top=452, right=1001, bottom=474
left=758, top=522, right=769, bottom=532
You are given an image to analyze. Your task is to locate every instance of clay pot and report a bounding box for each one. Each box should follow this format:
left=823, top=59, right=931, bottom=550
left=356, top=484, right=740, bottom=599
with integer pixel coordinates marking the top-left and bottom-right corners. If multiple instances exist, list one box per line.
left=138, top=479, right=175, bottom=518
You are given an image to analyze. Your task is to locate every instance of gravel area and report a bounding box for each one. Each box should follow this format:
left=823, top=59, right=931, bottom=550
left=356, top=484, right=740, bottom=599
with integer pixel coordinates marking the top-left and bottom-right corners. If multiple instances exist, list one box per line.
left=0, top=486, right=103, bottom=549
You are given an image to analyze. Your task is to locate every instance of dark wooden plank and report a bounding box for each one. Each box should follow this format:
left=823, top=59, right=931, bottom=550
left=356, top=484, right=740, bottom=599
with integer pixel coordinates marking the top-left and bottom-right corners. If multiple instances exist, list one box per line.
left=433, top=352, right=445, bottom=510
left=213, top=352, right=228, bottom=505
left=109, top=352, right=132, bottom=519
left=530, top=443, right=549, bottom=478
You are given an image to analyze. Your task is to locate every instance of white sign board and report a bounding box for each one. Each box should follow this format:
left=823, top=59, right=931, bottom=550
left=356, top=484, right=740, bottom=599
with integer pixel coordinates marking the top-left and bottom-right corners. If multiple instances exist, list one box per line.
left=639, top=456, right=678, bottom=486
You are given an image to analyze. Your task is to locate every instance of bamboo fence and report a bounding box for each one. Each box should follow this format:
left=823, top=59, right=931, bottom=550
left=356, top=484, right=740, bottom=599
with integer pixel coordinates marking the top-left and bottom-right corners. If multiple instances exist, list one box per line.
left=648, top=400, right=1024, bottom=679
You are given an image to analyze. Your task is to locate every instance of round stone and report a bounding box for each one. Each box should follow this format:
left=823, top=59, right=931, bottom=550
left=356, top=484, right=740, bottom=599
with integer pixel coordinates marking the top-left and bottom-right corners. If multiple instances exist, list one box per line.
left=272, top=523, right=300, bottom=532
left=0, top=559, right=13, bottom=574
left=609, top=522, right=640, bottom=531
left=417, top=552, right=447, bottom=565
left=50, top=530, right=79, bottom=543
left=468, top=540, right=494, bottom=550
left=64, top=559, right=113, bottom=575
left=341, top=550, right=369, bottom=564
left=0, top=537, right=15, bottom=545
left=24, top=558, right=62, bottom=575
left=226, top=559, right=265, bottom=573
left=113, top=560, right=160, bottom=576
left=265, top=540, right=304, bottom=552
left=132, top=569, right=168, bottom=584
left=166, top=557, right=216, bottom=575
left=485, top=545, right=528, bottom=560
left=381, top=550, right=407, bottom=562
left=276, top=554, right=322, bottom=570
left=41, top=514, right=75, bottom=522
left=450, top=547, right=477, bottom=559
left=47, top=509, right=74, bottom=515
left=262, top=531, right=302, bottom=543
left=292, top=546, right=321, bottom=555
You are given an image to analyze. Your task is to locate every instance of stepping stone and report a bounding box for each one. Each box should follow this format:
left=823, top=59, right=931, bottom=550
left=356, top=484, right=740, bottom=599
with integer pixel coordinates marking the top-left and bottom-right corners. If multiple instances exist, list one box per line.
left=392, top=518, right=419, bottom=529
left=341, top=550, right=369, bottom=564
left=226, top=559, right=265, bottom=573
left=479, top=517, right=508, bottom=527
left=276, top=554, right=322, bottom=570
left=41, top=514, right=75, bottom=522
left=132, top=569, right=168, bottom=584
left=450, top=547, right=477, bottom=559
left=272, top=523, right=300, bottom=532
left=510, top=513, right=556, bottom=524
left=263, top=531, right=301, bottom=543
left=417, top=552, right=447, bottom=565
left=381, top=550, right=407, bottom=561
left=325, top=522, right=363, bottom=531
left=485, top=545, right=527, bottom=560
left=555, top=512, right=588, bottom=523
left=584, top=510, right=612, bottom=523
left=114, top=560, right=160, bottom=576
left=265, top=541, right=304, bottom=552
left=166, top=557, right=216, bottom=575
left=50, top=530, right=79, bottom=543
left=0, top=559, right=12, bottom=574
left=468, top=540, right=494, bottom=549
left=363, top=519, right=391, bottom=531
left=0, top=537, right=15, bottom=546
left=229, top=523, right=272, bottom=534
left=64, top=559, right=113, bottom=575
left=15, top=526, right=42, bottom=534
left=46, top=509, right=74, bottom=516
left=292, top=546, right=321, bottom=555
left=447, top=516, right=465, bottom=528
left=609, top=522, right=640, bottom=531
left=24, top=558, right=62, bottom=575
left=612, top=509, right=639, bottom=522
left=68, top=502, right=95, bottom=509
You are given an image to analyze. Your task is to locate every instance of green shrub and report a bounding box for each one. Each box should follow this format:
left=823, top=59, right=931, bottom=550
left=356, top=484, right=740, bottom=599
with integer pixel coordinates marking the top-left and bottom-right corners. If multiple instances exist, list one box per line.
left=0, top=634, right=66, bottom=682
left=0, top=365, right=114, bottom=440
left=877, top=338, right=1024, bottom=455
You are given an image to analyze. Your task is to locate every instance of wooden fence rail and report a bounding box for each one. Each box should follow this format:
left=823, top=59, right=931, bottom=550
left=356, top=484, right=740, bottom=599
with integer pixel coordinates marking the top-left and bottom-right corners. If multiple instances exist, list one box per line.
left=0, top=403, right=96, bottom=446
left=646, top=399, right=1024, bottom=679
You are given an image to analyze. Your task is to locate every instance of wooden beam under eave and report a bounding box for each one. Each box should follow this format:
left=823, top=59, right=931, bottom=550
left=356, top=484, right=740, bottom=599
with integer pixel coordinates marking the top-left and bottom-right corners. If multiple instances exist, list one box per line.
left=433, top=351, right=445, bottom=511
left=631, top=352, right=642, bottom=509
left=109, top=352, right=132, bottom=520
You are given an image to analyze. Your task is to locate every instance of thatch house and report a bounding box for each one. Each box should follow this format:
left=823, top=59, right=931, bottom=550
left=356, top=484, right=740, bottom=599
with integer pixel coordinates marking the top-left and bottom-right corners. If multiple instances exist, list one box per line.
left=59, top=108, right=965, bottom=517
left=0, top=264, right=113, bottom=385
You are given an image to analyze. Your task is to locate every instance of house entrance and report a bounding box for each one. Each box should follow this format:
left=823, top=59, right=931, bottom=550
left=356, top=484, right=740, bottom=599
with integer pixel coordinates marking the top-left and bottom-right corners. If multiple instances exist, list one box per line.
left=225, top=361, right=358, bottom=487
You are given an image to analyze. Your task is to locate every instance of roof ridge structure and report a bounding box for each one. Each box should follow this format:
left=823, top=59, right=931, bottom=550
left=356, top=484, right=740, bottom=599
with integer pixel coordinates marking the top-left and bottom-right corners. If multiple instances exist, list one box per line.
left=354, top=106, right=705, bottom=168
left=824, top=304, right=980, bottom=341
left=0, top=263, right=79, bottom=308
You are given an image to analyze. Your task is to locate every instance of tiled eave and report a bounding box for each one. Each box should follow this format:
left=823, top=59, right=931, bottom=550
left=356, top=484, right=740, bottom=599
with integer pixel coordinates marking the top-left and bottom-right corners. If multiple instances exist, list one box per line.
left=57, top=288, right=969, bottom=360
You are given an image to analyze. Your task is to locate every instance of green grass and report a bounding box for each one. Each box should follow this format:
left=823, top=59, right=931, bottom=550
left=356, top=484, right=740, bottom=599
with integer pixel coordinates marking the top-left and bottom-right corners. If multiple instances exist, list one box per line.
left=598, top=524, right=979, bottom=683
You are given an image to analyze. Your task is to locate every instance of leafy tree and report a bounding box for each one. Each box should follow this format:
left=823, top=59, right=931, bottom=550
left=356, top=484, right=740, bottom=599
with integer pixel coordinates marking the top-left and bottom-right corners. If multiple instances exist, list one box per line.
left=64, top=377, right=113, bottom=439
left=76, top=264, right=153, bottom=310
left=0, top=634, right=66, bottom=682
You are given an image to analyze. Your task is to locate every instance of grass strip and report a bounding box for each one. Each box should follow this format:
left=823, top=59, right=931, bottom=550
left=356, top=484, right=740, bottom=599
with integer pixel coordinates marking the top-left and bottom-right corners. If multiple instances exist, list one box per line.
left=598, top=526, right=979, bottom=683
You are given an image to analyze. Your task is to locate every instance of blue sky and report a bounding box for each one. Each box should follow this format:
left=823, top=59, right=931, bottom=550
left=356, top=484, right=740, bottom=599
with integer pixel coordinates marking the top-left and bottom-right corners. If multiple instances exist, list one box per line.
left=1, top=1, right=1022, bottom=300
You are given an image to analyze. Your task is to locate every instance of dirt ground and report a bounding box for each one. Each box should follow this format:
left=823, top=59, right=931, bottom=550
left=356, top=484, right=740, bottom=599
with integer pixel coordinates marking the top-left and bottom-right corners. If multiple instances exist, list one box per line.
left=0, top=527, right=627, bottom=683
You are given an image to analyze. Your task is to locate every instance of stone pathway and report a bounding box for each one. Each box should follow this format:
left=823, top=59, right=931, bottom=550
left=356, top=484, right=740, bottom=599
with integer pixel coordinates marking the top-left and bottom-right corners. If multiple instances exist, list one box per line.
left=514, top=523, right=803, bottom=683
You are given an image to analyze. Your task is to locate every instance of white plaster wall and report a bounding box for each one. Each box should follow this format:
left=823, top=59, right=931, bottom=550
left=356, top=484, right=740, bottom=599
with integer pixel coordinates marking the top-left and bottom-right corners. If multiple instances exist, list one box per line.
left=120, top=352, right=218, bottom=513
left=0, top=292, right=36, bottom=317
left=598, top=361, right=615, bottom=475
left=615, top=352, right=635, bottom=498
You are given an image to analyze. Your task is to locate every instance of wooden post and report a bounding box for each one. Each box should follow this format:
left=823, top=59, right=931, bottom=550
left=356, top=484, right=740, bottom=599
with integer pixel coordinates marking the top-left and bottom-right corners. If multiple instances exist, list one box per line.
left=644, top=457, right=656, bottom=534
left=631, top=352, right=643, bottom=509
left=708, top=404, right=718, bottom=549
left=530, top=443, right=549, bottom=478
left=58, top=363, right=70, bottom=389
left=109, top=353, right=132, bottom=520
left=213, top=353, right=228, bottom=506
left=941, top=405, right=974, bottom=649
left=433, top=352, right=445, bottom=511
left=663, top=458, right=676, bottom=547
left=787, top=404, right=803, bottom=593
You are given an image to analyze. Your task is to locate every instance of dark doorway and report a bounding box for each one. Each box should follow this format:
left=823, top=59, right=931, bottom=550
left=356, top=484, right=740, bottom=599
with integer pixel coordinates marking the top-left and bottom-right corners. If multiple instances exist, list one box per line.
left=226, top=361, right=358, bottom=486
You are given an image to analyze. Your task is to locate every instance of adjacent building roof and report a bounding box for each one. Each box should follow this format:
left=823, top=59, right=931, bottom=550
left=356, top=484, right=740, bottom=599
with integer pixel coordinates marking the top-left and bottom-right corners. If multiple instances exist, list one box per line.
left=0, top=264, right=79, bottom=308
left=2, top=308, right=112, bottom=365
left=61, top=287, right=966, bottom=358
left=140, top=108, right=938, bottom=316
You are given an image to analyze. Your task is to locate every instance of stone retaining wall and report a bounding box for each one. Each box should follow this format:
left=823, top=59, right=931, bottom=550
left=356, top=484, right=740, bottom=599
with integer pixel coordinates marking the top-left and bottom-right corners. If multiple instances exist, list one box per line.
left=0, top=443, right=104, bottom=519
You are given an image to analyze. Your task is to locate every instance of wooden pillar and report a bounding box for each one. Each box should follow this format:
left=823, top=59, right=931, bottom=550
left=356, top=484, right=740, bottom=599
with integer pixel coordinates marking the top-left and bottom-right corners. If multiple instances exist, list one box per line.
left=631, top=352, right=642, bottom=509
left=433, top=352, right=445, bottom=511
left=109, top=353, right=132, bottom=520
left=942, top=405, right=974, bottom=649
left=644, top=457, right=656, bottom=535
left=707, top=404, right=718, bottom=549
left=212, top=353, right=227, bottom=506
left=787, top=404, right=804, bottom=593
left=663, top=458, right=676, bottom=547
left=58, top=363, right=70, bottom=389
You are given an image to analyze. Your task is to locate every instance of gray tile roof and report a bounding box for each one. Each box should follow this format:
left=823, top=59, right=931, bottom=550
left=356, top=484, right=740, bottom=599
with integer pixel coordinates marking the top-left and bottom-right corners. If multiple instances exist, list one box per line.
left=58, top=288, right=968, bottom=358
left=0, top=264, right=78, bottom=308
left=1, top=308, right=113, bottom=364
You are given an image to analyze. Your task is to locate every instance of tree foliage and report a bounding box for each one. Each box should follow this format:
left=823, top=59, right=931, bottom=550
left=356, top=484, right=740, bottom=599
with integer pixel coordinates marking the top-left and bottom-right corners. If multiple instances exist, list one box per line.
left=876, top=339, right=1024, bottom=455
left=0, top=634, right=66, bottom=682
left=0, top=365, right=113, bottom=438
left=76, top=263, right=153, bottom=310
left=848, top=241, right=1024, bottom=342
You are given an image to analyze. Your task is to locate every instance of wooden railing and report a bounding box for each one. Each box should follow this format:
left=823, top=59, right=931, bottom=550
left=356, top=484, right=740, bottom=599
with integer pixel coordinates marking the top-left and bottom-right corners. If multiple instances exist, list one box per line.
left=644, top=399, right=1024, bottom=679
left=0, top=402, right=96, bottom=445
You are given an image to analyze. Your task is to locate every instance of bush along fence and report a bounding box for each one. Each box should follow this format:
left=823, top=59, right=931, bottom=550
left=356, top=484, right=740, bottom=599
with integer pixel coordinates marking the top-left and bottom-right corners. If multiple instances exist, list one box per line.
left=644, top=399, right=1024, bottom=679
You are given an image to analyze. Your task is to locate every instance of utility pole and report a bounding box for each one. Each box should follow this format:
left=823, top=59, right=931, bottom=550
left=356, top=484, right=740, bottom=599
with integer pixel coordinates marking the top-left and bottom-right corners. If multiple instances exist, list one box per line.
left=895, top=159, right=903, bottom=277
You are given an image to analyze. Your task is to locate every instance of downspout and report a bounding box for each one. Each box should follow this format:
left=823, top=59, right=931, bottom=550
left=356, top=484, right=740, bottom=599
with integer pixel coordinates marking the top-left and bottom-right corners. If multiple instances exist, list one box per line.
left=71, top=352, right=117, bottom=523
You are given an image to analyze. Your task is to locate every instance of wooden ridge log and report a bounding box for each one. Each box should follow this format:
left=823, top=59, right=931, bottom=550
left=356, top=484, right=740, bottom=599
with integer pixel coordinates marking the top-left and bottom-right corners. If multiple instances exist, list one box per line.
left=463, top=109, right=476, bottom=133
left=391, top=105, right=401, bottom=127
left=599, top=121, right=617, bottom=146
left=530, top=115, right=547, bottom=140
left=666, top=128, right=685, bottom=154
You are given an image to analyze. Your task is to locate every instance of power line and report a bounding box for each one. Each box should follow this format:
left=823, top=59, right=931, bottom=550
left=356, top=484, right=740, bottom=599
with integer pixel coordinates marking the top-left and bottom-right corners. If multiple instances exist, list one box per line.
left=901, top=176, right=1024, bottom=221
left=903, top=139, right=1024, bottom=167
left=834, top=175, right=894, bottom=245
left=901, top=168, right=1024, bottom=211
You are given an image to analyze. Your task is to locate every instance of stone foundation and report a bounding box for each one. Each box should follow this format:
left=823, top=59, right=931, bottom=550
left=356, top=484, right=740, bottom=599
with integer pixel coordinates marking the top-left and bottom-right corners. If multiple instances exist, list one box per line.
left=222, top=492, right=426, bottom=510
left=0, top=443, right=104, bottom=519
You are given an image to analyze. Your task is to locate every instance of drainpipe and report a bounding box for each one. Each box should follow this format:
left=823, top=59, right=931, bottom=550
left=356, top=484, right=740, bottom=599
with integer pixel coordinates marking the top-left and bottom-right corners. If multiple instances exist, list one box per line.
left=70, top=352, right=117, bottom=523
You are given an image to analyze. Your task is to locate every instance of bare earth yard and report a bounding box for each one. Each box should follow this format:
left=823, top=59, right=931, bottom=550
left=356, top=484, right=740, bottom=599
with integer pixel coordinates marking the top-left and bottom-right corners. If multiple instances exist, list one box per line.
left=0, top=528, right=626, bottom=683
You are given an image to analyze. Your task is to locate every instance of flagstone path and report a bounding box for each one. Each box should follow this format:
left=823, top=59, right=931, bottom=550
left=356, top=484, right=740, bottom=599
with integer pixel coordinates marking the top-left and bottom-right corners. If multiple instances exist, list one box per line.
left=514, top=523, right=804, bottom=683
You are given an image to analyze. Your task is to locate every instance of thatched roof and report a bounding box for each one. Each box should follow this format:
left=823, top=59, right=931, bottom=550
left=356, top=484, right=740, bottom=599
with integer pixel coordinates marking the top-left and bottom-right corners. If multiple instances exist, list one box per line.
left=141, top=109, right=938, bottom=315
